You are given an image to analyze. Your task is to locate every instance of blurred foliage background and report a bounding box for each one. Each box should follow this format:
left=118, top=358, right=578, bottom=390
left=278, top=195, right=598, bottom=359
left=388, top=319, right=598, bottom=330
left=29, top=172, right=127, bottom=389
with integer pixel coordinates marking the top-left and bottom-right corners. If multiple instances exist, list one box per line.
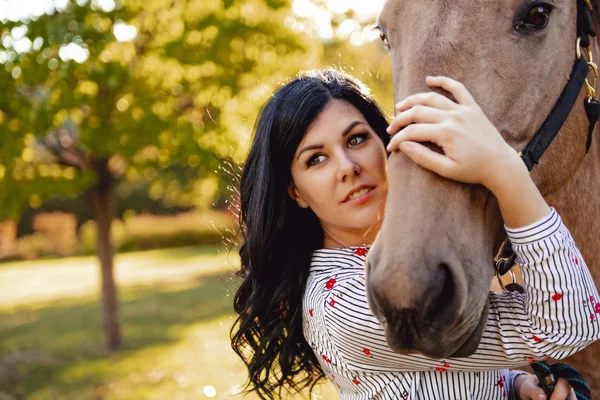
left=0, top=0, right=393, bottom=398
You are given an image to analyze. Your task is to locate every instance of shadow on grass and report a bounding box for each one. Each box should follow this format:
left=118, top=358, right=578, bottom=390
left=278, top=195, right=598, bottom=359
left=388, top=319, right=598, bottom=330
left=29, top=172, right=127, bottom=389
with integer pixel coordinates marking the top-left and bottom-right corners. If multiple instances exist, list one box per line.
left=0, top=269, right=240, bottom=398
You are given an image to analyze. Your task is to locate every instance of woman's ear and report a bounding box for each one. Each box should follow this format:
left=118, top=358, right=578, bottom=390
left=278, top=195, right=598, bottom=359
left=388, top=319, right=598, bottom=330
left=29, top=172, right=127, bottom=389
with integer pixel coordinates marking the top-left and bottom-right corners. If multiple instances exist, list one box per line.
left=288, top=183, right=309, bottom=209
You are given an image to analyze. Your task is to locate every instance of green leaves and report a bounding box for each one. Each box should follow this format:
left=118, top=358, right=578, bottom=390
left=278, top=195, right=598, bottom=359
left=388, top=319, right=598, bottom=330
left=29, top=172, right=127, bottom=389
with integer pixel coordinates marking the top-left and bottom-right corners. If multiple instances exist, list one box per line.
left=0, top=0, right=319, bottom=220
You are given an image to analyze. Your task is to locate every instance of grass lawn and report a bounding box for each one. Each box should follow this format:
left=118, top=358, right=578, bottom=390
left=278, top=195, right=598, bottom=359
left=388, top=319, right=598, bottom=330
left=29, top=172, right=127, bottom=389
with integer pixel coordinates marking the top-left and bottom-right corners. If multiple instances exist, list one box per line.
left=0, top=246, right=337, bottom=399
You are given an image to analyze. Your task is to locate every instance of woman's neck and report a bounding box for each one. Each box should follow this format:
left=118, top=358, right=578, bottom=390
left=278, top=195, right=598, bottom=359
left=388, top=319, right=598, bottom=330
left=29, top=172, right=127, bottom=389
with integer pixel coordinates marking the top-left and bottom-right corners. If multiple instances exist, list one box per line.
left=322, top=223, right=381, bottom=248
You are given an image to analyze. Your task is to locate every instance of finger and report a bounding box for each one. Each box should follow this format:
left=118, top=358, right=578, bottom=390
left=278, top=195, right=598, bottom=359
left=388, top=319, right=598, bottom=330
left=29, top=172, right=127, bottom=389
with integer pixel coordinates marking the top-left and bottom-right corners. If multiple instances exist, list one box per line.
left=550, top=378, right=574, bottom=400
left=396, top=91, right=457, bottom=113
left=398, top=141, right=455, bottom=178
left=520, top=381, right=547, bottom=400
left=426, top=76, right=477, bottom=107
left=386, top=124, right=445, bottom=152
left=386, top=105, right=447, bottom=135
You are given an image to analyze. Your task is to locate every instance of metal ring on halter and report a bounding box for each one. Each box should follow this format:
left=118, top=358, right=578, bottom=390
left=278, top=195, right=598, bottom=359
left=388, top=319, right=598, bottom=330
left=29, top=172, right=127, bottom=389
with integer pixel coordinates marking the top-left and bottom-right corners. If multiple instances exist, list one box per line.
left=585, top=61, right=599, bottom=99
left=576, top=37, right=595, bottom=63
left=576, top=37, right=599, bottom=100
left=495, top=268, right=518, bottom=292
left=589, top=60, right=599, bottom=78
left=588, top=61, right=599, bottom=99
left=585, top=80, right=597, bottom=99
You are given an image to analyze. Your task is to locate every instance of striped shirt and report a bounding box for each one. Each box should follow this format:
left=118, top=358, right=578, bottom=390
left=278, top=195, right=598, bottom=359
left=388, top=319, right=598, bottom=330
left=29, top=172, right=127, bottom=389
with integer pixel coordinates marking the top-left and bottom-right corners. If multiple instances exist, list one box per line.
left=302, top=209, right=600, bottom=399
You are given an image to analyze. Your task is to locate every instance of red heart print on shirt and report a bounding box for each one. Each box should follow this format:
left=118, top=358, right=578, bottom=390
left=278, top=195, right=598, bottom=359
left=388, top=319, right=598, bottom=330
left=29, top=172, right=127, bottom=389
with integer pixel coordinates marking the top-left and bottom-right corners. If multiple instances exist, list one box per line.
left=325, top=278, right=336, bottom=290
left=354, top=247, right=367, bottom=256
left=552, top=293, right=562, bottom=301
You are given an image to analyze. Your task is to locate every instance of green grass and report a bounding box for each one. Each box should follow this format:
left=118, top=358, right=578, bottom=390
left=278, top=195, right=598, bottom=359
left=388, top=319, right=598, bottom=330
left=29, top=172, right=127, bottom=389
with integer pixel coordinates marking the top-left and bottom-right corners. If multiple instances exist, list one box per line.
left=0, top=246, right=336, bottom=399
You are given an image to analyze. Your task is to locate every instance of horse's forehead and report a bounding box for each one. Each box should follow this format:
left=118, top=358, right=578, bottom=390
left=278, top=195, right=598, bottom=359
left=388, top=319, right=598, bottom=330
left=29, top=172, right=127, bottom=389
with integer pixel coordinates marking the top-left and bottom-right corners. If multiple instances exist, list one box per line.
left=379, top=0, right=568, bottom=25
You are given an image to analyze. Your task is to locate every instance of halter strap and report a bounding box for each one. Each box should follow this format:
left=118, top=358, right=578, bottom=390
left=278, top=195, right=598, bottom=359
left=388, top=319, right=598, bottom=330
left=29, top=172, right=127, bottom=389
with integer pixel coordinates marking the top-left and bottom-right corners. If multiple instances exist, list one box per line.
left=519, top=0, right=599, bottom=172
left=520, top=57, right=591, bottom=171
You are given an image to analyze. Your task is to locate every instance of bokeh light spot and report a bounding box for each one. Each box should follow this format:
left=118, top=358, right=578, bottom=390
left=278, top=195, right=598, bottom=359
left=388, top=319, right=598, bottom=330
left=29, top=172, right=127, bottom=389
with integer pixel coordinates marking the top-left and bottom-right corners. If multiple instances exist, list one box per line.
left=203, top=385, right=217, bottom=398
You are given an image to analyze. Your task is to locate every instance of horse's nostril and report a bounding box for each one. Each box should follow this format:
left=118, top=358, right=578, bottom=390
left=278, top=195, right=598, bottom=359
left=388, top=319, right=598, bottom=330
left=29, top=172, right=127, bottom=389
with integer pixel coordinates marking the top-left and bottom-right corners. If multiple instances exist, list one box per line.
left=425, top=263, right=456, bottom=325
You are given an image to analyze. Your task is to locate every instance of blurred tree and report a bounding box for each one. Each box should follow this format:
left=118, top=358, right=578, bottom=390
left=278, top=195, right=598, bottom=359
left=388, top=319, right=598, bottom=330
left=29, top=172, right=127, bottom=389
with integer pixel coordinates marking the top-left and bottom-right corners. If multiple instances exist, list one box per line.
left=0, top=0, right=318, bottom=350
left=283, top=0, right=394, bottom=114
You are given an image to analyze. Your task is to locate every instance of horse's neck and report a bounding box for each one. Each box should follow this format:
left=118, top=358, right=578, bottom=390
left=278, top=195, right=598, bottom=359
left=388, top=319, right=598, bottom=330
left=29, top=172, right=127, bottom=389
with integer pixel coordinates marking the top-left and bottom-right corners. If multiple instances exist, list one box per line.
left=546, top=128, right=600, bottom=279
left=544, top=38, right=600, bottom=274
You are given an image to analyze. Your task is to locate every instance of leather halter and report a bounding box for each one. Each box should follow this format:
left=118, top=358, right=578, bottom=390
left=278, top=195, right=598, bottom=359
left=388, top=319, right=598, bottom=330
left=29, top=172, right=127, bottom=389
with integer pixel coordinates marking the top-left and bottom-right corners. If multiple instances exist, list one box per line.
left=495, top=0, right=599, bottom=288
left=519, top=0, right=599, bottom=171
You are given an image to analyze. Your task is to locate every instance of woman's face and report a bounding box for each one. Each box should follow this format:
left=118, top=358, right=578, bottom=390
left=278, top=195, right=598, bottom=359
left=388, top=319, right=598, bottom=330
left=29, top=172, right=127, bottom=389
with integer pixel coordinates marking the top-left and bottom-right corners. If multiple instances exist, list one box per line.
left=289, top=99, right=389, bottom=246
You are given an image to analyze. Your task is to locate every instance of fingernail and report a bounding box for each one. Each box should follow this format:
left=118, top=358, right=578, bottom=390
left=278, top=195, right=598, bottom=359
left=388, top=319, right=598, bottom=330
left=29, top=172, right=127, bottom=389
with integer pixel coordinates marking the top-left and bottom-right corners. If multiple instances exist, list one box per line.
left=386, top=126, right=391, bottom=133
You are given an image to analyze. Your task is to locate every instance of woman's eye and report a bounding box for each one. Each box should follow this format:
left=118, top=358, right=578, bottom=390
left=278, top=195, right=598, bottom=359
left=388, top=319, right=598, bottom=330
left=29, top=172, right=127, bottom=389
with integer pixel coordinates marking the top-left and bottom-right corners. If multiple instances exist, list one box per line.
left=518, top=3, right=553, bottom=30
left=348, top=133, right=367, bottom=147
left=307, top=154, right=326, bottom=167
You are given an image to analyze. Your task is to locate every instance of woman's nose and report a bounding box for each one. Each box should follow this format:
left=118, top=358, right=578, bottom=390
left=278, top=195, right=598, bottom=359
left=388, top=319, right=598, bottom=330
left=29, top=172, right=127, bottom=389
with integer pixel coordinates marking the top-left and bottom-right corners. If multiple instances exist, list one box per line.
left=336, top=153, right=361, bottom=182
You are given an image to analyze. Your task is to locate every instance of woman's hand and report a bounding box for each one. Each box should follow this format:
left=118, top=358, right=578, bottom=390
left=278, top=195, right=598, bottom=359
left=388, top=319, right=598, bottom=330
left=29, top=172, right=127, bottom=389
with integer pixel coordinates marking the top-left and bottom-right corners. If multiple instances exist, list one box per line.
left=386, top=76, right=523, bottom=193
left=514, top=373, right=576, bottom=400
left=386, top=76, right=550, bottom=229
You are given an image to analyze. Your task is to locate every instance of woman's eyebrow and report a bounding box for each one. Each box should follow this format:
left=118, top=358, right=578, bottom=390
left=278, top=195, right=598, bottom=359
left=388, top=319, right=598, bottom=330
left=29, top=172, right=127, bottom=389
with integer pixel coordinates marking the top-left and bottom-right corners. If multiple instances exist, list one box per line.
left=342, top=121, right=366, bottom=137
left=296, top=121, right=366, bottom=161
left=296, top=144, right=324, bottom=161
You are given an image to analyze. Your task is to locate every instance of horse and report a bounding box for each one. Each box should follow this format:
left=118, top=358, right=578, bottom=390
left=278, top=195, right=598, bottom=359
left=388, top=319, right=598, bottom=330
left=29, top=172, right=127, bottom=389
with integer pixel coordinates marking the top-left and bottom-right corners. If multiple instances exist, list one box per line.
left=366, top=0, right=600, bottom=394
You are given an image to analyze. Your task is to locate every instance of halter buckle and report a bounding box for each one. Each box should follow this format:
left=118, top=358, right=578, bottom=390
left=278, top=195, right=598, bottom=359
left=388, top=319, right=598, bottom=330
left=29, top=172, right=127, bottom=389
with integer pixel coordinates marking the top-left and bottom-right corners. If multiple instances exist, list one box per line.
left=577, top=37, right=599, bottom=101
left=495, top=267, right=519, bottom=293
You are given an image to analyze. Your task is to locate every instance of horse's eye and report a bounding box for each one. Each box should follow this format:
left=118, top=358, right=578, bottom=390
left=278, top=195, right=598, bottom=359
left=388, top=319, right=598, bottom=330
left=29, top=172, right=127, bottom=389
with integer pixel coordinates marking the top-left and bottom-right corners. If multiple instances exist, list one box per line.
left=522, top=4, right=552, bottom=29
left=379, top=31, right=390, bottom=49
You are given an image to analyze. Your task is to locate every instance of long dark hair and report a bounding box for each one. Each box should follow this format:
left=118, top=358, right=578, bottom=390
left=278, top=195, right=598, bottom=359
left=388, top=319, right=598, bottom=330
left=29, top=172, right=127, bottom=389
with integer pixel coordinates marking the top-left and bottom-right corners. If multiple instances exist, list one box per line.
left=231, top=69, right=390, bottom=399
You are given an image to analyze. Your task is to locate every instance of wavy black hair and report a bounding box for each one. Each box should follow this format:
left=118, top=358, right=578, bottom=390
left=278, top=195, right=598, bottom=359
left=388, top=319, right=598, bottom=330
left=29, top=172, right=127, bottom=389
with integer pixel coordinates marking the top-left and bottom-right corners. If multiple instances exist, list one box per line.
left=231, top=69, right=390, bottom=399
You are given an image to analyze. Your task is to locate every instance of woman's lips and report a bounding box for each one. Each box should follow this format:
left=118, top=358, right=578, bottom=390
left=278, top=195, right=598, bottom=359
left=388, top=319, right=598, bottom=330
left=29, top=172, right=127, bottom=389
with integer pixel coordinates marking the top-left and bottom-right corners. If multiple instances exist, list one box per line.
left=344, top=187, right=375, bottom=205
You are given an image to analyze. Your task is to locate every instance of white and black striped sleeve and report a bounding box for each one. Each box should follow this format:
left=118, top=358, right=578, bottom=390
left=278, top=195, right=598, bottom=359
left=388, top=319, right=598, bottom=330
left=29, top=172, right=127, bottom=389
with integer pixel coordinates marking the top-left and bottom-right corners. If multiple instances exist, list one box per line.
left=480, top=207, right=600, bottom=361
left=316, top=208, right=600, bottom=373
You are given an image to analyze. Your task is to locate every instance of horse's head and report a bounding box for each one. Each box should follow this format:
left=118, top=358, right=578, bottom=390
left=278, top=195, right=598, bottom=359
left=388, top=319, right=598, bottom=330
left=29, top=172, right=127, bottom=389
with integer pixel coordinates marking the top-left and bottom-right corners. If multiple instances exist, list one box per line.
left=367, top=0, right=598, bottom=358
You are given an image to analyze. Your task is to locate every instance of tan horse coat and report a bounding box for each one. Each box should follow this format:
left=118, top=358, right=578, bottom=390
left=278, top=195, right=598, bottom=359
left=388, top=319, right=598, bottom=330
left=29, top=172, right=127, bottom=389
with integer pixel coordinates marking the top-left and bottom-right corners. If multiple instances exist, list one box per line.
left=370, top=0, right=600, bottom=395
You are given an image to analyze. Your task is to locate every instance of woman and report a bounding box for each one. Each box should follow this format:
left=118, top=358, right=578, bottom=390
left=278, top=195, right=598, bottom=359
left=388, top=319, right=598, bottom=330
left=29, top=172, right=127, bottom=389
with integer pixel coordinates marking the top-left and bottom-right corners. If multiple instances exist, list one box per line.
left=231, top=69, right=600, bottom=399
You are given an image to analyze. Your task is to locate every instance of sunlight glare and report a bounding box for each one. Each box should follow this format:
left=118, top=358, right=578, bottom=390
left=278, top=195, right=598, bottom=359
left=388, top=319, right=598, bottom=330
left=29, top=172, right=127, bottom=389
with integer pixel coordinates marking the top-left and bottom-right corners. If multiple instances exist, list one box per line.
left=203, top=385, right=217, bottom=397
left=113, top=22, right=138, bottom=42
left=58, top=42, right=90, bottom=63
left=0, top=0, right=68, bottom=22
left=292, top=0, right=386, bottom=42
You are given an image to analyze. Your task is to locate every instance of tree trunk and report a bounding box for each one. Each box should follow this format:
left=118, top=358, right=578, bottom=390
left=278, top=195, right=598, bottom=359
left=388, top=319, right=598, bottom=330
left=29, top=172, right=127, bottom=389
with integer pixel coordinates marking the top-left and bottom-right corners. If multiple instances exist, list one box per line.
left=87, top=158, right=122, bottom=350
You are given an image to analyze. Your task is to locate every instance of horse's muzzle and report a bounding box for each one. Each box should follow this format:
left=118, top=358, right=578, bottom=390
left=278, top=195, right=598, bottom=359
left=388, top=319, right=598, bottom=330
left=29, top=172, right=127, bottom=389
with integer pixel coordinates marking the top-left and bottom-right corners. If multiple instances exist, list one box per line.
left=366, top=255, right=489, bottom=358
